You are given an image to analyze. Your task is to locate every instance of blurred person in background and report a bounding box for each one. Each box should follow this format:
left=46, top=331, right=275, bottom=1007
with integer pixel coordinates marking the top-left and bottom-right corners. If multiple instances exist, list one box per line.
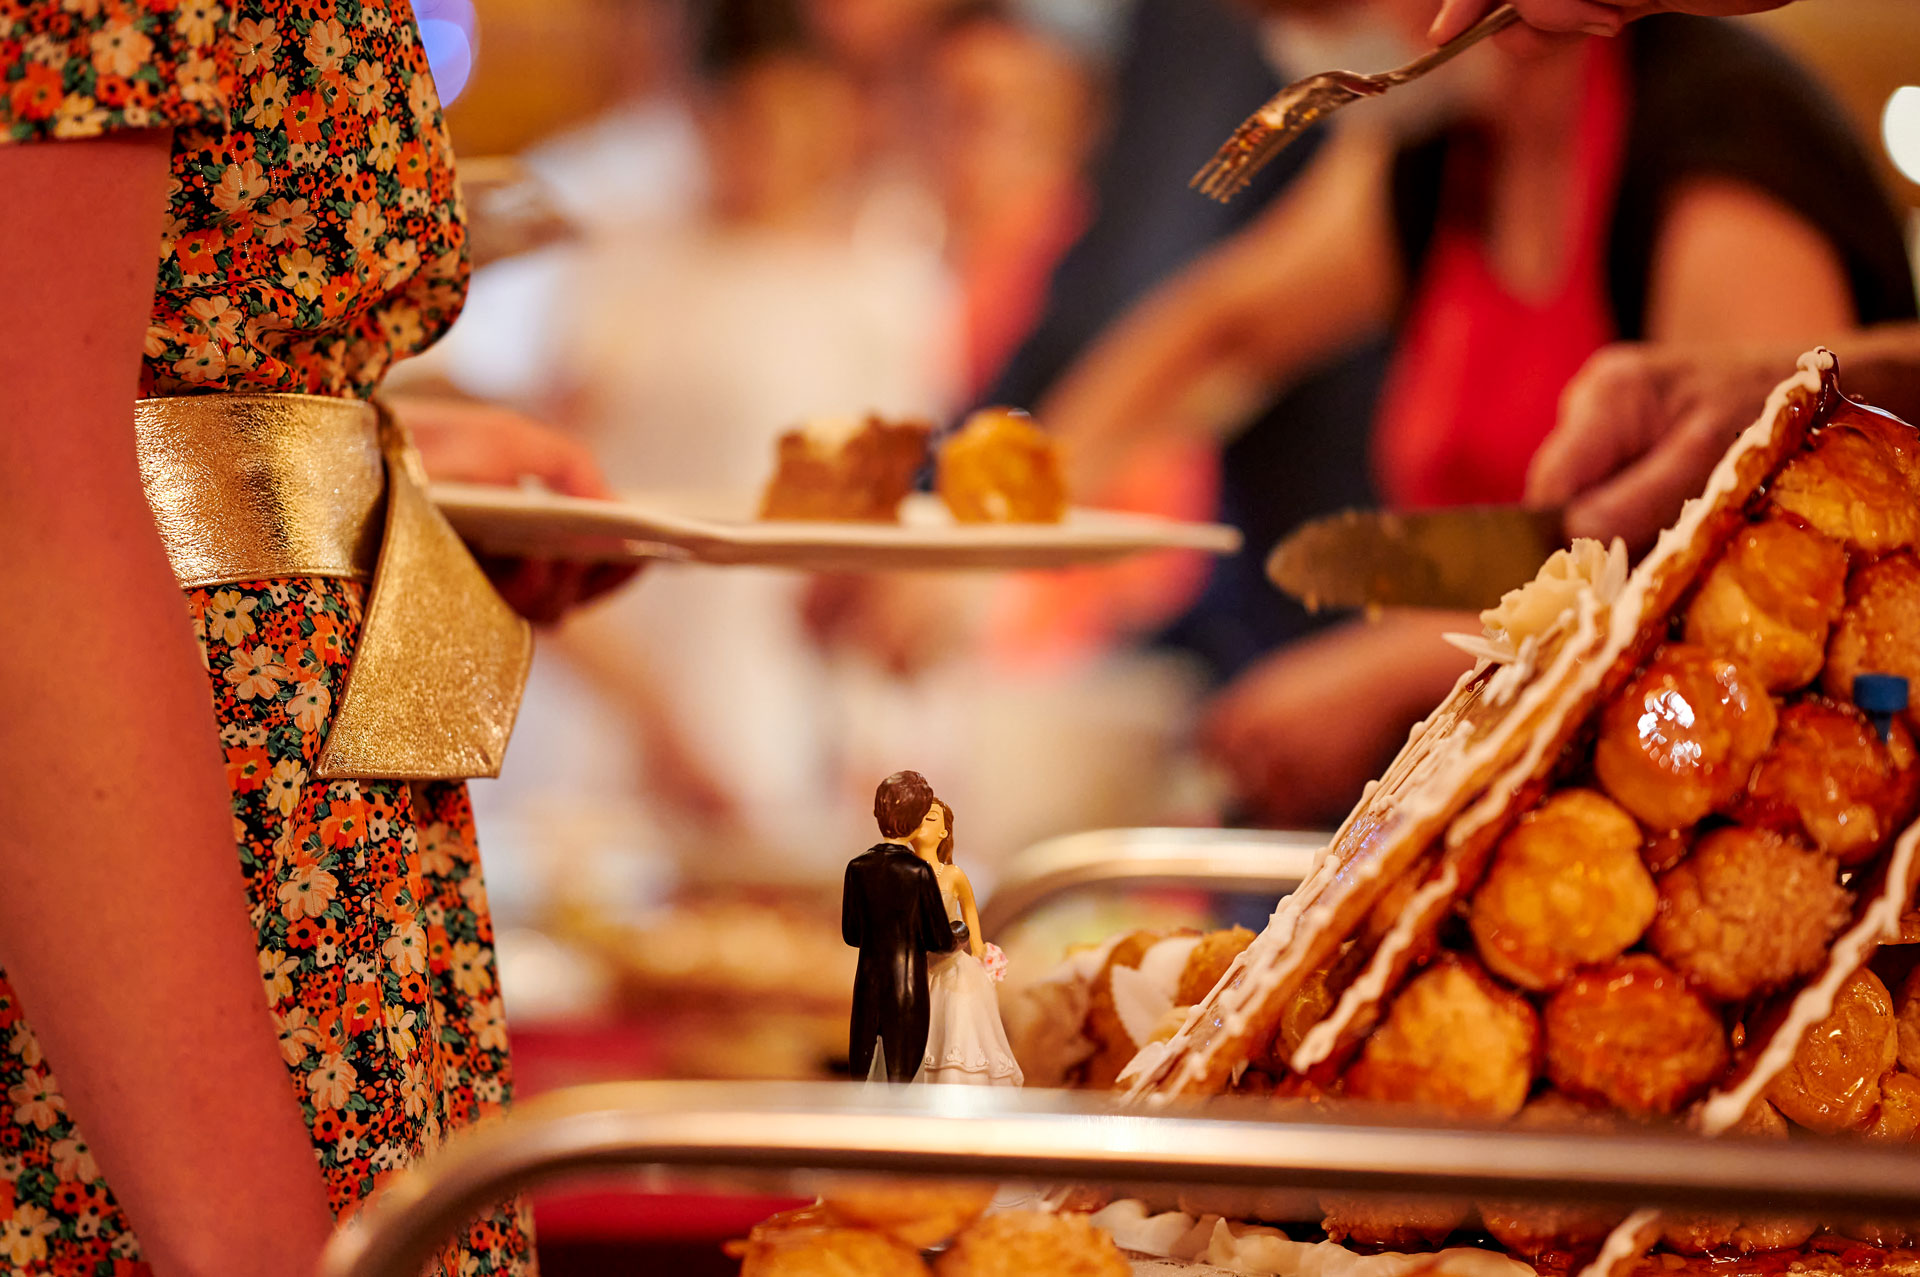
left=455, top=0, right=962, bottom=883
left=773, top=1, right=1250, bottom=874
left=438, top=0, right=1157, bottom=894
left=1428, top=0, right=1911, bottom=554
left=926, top=3, right=1099, bottom=399
left=1033, top=0, right=1914, bottom=827
left=805, top=0, right=1423, bottom=702
left=805, top=0, right=969, bottom=155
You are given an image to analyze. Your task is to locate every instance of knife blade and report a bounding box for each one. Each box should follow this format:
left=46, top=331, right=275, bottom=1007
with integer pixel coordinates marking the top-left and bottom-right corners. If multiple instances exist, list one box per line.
left=1267, top=505, right=1565, bottom=613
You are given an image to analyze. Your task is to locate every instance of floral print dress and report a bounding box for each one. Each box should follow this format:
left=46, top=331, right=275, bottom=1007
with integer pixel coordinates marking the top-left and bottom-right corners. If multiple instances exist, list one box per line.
left=1, top=0, right=466, bottom=396
left=0, top=1, right=532, bottom=1272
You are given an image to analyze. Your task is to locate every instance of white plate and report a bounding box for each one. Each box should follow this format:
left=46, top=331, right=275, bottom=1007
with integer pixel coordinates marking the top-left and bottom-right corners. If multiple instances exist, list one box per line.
left=431, top=484, right=1243, bottom=572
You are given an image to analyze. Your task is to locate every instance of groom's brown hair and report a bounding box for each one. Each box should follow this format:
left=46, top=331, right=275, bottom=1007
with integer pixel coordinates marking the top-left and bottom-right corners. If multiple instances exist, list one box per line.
left=874, top=770, right=935, bottom=839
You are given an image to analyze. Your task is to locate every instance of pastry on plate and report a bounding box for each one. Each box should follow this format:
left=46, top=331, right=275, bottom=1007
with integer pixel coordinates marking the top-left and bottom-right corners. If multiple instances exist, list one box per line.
left=759, top=414, right=932, bottom=522
left=936, top=407, right=1068, bottom=524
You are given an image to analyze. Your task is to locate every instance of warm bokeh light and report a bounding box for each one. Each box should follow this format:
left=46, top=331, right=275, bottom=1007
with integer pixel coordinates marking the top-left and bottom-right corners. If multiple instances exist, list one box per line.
left=1883, top=85, right=1920, bottom=185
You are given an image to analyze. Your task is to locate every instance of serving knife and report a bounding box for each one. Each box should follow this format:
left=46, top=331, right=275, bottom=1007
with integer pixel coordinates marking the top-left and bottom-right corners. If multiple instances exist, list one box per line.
left=1267, top=504, right=1566, bottom=613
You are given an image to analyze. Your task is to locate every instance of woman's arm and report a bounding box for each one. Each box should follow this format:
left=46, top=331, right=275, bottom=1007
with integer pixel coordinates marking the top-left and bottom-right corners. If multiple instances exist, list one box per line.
left=1642, top=177, right=1855, bottom=347
left=955, top=869, right=985, bottom=959
left=1202, top=612, right=1478, bottom=828
left=1528, top=179, right=1863, bottom=546
left=1037, top=133, right=1400, bottom=497
left=0, top=134, right=334, bottom=1276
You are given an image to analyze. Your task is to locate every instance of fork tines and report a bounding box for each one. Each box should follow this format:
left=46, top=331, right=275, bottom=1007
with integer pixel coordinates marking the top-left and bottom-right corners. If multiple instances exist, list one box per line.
left=1190, top=83, right=1327, bottom=203
left=1191, top=115, right=1294, bottom=203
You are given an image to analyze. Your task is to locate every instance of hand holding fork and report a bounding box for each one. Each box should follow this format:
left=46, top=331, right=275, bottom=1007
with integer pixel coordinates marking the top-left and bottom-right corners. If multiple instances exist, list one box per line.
left=1192, top=3, right=1520, bottom=203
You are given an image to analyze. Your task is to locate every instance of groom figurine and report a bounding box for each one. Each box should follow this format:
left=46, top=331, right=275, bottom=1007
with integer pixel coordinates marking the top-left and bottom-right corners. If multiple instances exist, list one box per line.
left=843, top=770, right=958, bottom=1083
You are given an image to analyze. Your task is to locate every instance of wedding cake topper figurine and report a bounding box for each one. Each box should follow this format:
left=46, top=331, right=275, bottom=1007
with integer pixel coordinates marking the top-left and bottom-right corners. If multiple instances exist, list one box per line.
left=843, top=771, right=959, bottom=1083
left=842, top=772, right=1024, bottom=1086
left=918, top=795, right=1023, bottom=1086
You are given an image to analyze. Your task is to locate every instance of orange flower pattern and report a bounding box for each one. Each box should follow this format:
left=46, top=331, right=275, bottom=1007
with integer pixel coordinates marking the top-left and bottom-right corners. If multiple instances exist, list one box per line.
left=0, top=578, right=534, bottom=1275
left=0, top=0, right=467, bottom=398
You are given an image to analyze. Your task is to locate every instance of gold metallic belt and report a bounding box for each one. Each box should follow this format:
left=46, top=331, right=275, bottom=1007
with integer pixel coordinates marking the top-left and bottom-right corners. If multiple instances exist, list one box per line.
left=134, top=393, right=533, bottom=781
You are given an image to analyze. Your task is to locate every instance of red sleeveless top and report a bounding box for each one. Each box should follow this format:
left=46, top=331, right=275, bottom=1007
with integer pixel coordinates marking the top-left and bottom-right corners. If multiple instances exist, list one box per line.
left=1371, top=39, right=1628, bottom=508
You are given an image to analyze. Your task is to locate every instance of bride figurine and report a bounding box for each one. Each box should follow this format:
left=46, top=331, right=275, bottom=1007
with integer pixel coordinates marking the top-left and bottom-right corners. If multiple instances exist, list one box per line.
left=915, top=799, right=1024, bottom=1087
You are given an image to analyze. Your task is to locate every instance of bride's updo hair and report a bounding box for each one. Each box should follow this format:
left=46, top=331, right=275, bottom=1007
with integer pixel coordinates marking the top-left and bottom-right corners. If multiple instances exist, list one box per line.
left=874, top=770, right=935, bottom=839
left=935, top=800, right=956, bottom=864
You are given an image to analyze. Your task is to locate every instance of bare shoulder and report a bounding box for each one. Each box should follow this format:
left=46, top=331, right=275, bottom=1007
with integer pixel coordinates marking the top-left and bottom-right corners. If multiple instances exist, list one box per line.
left=1646, top=176, right=1854, bottom=344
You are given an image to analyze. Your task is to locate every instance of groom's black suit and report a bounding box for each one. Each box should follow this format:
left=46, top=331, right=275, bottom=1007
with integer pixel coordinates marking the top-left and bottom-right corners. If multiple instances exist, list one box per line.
left=842, top=842, right=957, bottom=1083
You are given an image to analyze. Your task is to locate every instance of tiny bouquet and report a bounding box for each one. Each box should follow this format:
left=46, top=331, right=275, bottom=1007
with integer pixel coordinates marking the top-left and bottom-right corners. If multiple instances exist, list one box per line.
left=980, top=942, right=1008, bottom=983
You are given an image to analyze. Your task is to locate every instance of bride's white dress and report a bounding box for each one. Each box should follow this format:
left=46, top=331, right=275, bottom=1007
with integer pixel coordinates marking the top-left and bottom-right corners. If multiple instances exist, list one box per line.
left=921, top=875, right=1024, bottom=1086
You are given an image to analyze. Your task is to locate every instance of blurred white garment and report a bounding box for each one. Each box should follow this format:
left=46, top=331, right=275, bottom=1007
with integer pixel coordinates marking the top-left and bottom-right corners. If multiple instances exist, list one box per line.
left=489, top=215, right=960, bottom=876
left=456, top=217, right=1209, bottom=890
left=519, top=96, right=708, bottom=232
left=827, top=647, right=1209, bottom=897
left=561, top=221, right=958, bottom=491
left=402, top=94, right=707, bottom=405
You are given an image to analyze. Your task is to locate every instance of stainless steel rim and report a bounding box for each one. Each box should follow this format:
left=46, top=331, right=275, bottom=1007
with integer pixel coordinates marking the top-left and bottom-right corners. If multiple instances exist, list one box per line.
left=977, top=827, right=1325, bottom=937
left=318, top=1081, right=1920, bottom=1277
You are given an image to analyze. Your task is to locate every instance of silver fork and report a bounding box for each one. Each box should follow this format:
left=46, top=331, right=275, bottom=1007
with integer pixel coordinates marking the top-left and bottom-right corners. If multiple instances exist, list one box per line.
left=1192, top=3, right=1521, bottom=203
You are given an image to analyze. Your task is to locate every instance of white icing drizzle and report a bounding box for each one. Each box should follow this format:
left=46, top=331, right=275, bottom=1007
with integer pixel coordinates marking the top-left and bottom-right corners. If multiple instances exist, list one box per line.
left=1172, top=1216, right=1220, bottom=1262
left=1088, top=1200, right=1200, bottom=1257
left=1448, top=538, right=1628, bottom=668
left=1049, top=933, right=1128, bottom=986
left=1112, top=936, right=1205, bottom=1048
left=1291, top=865, right=1461, bottom=1072
left=1698, top=819, right=1920, bottom=1133
left=1481, top=635, right=1540, bottom=707
left=1129, top=674, right=1511, bottom=1100
left=1596, top=350, right=1826, bottom=665
left=1138, top=582, right=1598, bottom=1100
left=1140, top=935, right=1207, bottom=995
left=1575, top=1210, right=1663, bottom=1277
left=1089, top=1205, right=1535, bottom=1277
left=1448, top=597, right=1604, bottom=852
left=1441, top=632, right=1508, bottom=666
left=1115, top=1038, right=1170, bottom=1087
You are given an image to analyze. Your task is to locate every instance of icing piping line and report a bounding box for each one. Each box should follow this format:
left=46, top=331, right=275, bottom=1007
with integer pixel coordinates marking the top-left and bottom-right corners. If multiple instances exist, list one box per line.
left=1576, top=1210, right=1664, bottom=1277
left=1698, top=818, right=1920, bottom=1134
left=1291, top=863, right=1461, bottom=1072
left=1449, top=597, right=1603, bottom=850
left=1148, top=578, right=1603, bottom=1097
left=1182, top=583, right=1594, bottom=1084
